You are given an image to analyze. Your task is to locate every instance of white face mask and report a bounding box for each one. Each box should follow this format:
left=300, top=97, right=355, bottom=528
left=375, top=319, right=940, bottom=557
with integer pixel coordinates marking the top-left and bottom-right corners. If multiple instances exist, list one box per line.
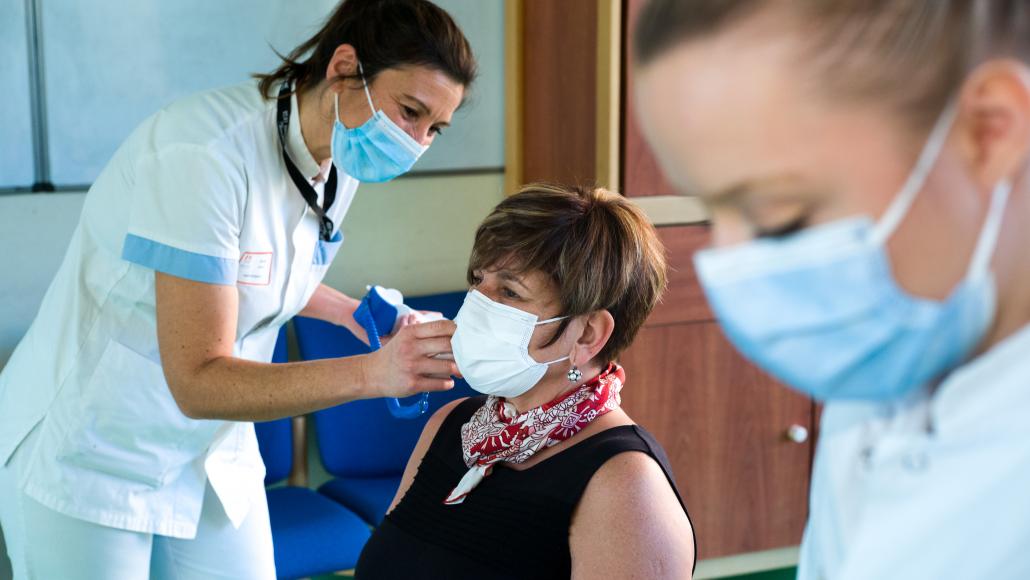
left=450, top=290, right=569, bottom=398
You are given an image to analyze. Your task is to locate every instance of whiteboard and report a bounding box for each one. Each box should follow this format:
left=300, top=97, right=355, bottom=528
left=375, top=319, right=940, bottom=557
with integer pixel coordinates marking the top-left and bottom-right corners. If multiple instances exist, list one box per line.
left=0, top=0, right=35, bottom=189
left=40, top=0, right=504, bottom=187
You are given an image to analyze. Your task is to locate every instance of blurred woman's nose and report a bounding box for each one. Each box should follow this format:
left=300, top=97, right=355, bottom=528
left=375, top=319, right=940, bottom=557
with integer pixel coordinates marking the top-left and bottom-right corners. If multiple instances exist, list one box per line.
left=708, top=210, right=754, bottom=248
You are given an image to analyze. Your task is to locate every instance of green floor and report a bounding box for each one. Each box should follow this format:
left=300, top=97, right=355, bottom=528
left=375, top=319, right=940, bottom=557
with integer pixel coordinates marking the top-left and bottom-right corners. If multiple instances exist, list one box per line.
left=729, top=567, right=797, bottom=580
left=311, top=567, right=797, bottom=579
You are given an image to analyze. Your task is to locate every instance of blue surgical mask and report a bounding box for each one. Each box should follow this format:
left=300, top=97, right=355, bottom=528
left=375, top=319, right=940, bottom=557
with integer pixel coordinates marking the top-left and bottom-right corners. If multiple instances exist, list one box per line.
left=331, top=63, right=427, bottom=182
left=693, top=103, right=1012, bottom=401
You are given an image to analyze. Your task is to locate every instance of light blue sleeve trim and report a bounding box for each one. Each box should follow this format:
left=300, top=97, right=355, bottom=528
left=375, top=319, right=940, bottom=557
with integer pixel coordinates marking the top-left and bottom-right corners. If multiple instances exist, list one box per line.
left=122, top=234, right=237, bottom=285
left=313, top=230, right=344, bottom=266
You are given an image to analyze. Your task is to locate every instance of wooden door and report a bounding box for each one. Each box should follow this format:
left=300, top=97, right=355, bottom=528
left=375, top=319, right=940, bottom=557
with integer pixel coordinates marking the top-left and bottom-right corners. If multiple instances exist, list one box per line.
left=618, top=226, right=814, bottom=558
left=516, top=0, right=816, bottom=559
left=621, top=0, right=676, bottom=197
left=520, top=0, right=598, bottom=186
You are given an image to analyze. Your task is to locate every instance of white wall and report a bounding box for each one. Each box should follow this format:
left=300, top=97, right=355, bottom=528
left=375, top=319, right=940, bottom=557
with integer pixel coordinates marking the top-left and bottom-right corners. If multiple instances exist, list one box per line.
left=330, top=172, right=504, bottom=297
left=0, top=193, right=87, bottom=369
left=34, top=0, right=503, bottom=186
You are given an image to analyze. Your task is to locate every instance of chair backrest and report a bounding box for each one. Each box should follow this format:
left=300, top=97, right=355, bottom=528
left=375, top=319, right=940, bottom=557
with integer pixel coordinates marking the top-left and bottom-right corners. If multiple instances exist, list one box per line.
left=294, top=291, right=475, bottom=478
left=254, top=326, right=293, bottom=485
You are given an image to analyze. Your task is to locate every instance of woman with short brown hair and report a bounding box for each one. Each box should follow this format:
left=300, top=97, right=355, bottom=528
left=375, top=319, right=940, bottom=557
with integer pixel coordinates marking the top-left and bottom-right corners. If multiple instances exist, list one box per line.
left=356, top=184, right=696, bottom=579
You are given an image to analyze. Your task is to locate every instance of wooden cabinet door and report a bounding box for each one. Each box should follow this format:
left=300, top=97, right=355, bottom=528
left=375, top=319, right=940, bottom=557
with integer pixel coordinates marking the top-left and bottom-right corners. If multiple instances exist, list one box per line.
left=621, top=0, right=677, bottom=197
left=516, top=0, right=815, bottom=559
left=619, top=226, right=814, bottom=558
left=521, top=0, right=598, bottom=186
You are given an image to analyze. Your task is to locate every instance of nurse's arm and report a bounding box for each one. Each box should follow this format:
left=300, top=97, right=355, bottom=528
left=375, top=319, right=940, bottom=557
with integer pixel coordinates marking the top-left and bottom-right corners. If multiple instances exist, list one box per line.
left=155, top=272, right=459, bottom=422
left=297, top=284, right=370, bottom=345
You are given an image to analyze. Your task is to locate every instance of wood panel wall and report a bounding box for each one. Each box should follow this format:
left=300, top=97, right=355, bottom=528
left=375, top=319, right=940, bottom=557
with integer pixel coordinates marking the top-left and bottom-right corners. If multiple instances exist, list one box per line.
left=621, top=0, right=677, bottom=197
left=619, top=227, right=812, bottom=558
left=520, top=0, right=599, bottom=186
left=514, top=0, right=813, bottom=560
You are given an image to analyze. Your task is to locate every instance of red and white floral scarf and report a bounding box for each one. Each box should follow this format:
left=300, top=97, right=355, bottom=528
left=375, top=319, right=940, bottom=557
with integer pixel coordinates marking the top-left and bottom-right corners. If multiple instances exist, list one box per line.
left=443, top=363, right=625, bottom=505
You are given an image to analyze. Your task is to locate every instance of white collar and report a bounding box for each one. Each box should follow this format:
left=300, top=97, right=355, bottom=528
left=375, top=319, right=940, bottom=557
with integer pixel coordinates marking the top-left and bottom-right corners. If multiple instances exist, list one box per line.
left=933, top=321, right=1030, bottom=432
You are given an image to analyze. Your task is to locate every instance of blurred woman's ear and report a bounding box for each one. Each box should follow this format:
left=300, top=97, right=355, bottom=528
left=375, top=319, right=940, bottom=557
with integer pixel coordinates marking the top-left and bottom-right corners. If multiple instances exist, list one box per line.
left=956, top=59, right=1030, bottom=193
left=570, top=310, right=616, bottom=366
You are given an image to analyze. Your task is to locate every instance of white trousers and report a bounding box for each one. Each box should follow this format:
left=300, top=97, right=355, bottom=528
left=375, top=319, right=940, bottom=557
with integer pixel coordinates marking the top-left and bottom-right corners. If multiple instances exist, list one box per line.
left=0, top=425, right=275, bottom=580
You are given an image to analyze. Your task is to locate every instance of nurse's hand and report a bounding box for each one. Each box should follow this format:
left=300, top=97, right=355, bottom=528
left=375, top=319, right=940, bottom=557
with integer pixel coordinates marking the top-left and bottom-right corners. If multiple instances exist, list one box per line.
left=380, top=311, right=445, bottom=346
left=364, top=319, right=460, bottom=397
left=378, top=313, right=416, bottom=347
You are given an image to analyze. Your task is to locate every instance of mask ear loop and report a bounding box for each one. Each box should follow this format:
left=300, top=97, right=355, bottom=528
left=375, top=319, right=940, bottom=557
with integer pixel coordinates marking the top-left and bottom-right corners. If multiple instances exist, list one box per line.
left=536, top=315, right=568, bottom=326
left=967, top=178, right=1012, bottom=278
left=534, top=315, right=571, bottom=365
left=871, top=101, right=960, bottom=245
left=334, top=62, right=378, bottom=128
left=357, top=61, right=377, bottom=114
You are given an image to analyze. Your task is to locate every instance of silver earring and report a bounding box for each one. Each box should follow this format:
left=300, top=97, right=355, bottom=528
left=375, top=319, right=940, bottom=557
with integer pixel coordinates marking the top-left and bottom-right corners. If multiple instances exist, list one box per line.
left=567, top=366, right=582, bottom=382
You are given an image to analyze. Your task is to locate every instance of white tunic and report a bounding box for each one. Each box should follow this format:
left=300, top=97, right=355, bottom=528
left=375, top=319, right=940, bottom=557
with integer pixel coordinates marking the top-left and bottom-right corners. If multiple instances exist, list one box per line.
left=0, top=80, right=358, bottom=538
left=799, top=323, right=1030, bottom=579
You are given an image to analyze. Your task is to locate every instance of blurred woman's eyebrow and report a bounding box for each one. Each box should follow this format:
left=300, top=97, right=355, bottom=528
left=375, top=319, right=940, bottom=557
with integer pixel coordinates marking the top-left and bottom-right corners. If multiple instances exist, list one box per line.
left=705, top=174, right=809, bottom=205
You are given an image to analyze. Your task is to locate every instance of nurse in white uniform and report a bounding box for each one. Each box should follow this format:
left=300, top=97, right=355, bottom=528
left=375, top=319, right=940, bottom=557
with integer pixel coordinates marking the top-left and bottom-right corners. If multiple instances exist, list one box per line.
left=0, top=0, right=476, bottom=577
left=632, top=1, right=1030, bottom=578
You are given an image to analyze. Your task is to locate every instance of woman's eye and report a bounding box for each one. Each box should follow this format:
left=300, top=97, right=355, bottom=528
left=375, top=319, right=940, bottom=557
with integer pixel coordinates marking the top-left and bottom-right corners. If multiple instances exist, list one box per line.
left=756, top=215, right=809, bottom=239
left=430, top=126, right=443, bottom=136
left=470, top=274, right=483, bottom=286
left=501, top=287, right=520, bottom=300
left=402, top=106, right=418, bottom=120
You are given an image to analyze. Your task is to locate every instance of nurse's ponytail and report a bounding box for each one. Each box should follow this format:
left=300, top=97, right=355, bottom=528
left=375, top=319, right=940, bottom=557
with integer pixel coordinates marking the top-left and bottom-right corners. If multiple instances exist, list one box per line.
left=633, top=0, right=1030, bottom=134
left=255, top=0, right=477, bottom=98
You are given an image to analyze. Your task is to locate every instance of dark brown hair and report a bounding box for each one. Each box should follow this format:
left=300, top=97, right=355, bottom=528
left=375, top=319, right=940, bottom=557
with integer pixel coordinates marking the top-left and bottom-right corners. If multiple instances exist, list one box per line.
left=634, top=0, right=1030, bottom=130
left=255, top=0, right=477, bottom=98
left=468, top=184, right=668, bottom=364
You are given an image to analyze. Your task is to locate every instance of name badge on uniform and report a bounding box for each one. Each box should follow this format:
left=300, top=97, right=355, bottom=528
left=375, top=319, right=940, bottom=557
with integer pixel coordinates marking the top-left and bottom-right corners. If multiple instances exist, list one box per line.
left=238, top=252, right=273, bottom=286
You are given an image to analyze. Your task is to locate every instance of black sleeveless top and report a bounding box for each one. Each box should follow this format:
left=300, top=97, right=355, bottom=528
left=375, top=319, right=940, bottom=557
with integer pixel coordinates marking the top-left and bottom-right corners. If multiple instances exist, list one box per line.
left=355, top=396, right=695, bottom=579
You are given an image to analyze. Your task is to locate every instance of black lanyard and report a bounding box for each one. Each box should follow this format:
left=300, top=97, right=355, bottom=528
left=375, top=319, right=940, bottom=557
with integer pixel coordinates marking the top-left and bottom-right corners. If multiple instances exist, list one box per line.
left=277, top=82, right=338, bottom=242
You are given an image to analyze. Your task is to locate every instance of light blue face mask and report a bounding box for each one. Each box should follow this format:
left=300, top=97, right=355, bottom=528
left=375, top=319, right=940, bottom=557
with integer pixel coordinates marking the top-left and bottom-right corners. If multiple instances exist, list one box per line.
left=694, top=103, right=1012, bottom=401
left=331, top=64, right=428, bottom=182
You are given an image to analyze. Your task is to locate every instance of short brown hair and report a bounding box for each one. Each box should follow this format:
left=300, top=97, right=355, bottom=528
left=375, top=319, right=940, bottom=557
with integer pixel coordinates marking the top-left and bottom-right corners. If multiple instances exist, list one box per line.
left=468, top=184, right=667, bottom=364
left=634, top=0, right=1030, bottom=132
left=256, top=0, right=477, bottom=99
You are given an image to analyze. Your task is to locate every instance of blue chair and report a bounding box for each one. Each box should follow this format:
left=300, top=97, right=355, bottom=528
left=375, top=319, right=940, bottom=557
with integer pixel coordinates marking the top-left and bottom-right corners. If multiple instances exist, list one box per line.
left=293, top=291, right=476, bottom=526
left=255, top=326, right=372, bottom=580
